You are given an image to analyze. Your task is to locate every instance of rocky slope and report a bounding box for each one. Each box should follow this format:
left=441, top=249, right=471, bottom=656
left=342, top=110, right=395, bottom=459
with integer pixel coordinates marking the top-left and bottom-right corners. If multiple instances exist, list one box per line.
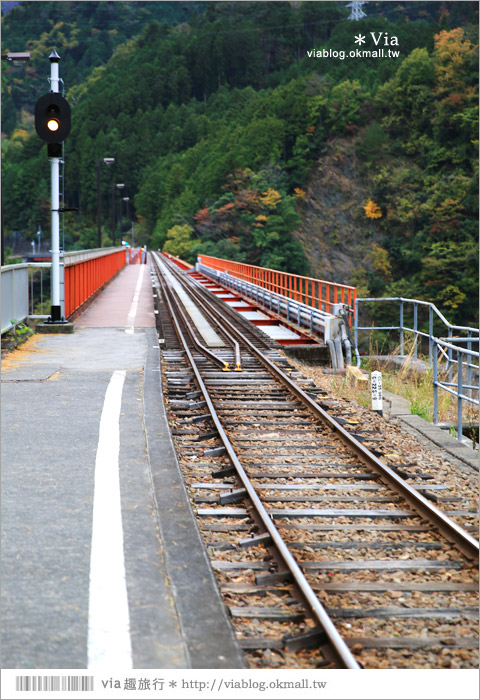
left=294, top=135, right=375, bottom=287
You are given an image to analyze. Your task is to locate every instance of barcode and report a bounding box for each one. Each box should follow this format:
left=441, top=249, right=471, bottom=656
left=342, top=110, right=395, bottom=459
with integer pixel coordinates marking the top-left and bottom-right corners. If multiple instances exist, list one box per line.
left=15, top=676, right=94, bottom=692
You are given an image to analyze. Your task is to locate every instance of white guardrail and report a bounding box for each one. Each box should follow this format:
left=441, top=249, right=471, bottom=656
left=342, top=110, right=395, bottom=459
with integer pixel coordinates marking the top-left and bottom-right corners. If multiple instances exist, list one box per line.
left=1, top=247, right=124, bottom=333
left=1, top=264, right=30, bottom=334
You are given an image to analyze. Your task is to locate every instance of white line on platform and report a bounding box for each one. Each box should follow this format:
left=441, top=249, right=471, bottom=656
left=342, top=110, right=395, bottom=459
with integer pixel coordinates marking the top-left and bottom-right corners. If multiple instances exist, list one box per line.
left=125, top=264, right=146, bottom=334
left=87, top=369, right=132, bottom=670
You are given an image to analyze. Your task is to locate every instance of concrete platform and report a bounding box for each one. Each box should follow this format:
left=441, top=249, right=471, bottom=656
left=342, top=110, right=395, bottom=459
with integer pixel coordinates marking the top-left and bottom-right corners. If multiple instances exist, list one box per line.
left=383, top=390, right=479, bottom=472
left=1, top=263, right=243, bottom=670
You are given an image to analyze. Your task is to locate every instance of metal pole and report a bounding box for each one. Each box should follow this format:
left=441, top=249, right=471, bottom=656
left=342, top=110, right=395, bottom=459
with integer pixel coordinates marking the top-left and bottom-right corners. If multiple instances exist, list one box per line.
left=457, top=352, right=463, bottom=441
left=115, top=184, right=125, bottom=242
left=354, top=297, right=360, bottom=367
left=1, top=190, right=4, bottom=266
left=433, top=340, right=438, bottom=424
left=111, top=183, right=116, bottom=246
left=399, top=300, right=404, bottom=356
left=96, top=158, right=102, bottom=248
left=50, top=155, right=61, bottom=320
left=448, top=328, right=453, bottom=381
left=49, top=51, right=62, bottom=322
left=428, top=306, right=433, bottom=366
left=466, top=332, right=472, bottom=400
left=413, top=302, right=418, bottom=361
left=117, top=196, right=122, bottom=239
left=30, top=267, right=33, bottom=315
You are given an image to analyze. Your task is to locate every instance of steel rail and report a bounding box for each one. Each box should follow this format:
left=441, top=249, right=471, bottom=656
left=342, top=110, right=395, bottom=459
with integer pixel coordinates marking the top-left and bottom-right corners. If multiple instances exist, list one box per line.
left=161, top=254, right=271, bottom=352
left=172, top=261, right=479, bottom=563
left=158, top=259, right=233, bottom=372
left=157, top=254, right=242, bottom=370
left=153, top=253, right=361, bottom=670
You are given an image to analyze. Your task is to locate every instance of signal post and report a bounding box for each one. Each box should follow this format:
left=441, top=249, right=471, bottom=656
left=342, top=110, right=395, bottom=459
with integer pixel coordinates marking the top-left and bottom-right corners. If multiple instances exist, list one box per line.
left=34, top=49, right=72, bottom=326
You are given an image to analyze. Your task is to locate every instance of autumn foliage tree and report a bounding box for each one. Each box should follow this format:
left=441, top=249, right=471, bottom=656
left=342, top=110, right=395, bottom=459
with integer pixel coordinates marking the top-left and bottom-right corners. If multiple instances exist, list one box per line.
left=189, top=168, right=308, bottom=273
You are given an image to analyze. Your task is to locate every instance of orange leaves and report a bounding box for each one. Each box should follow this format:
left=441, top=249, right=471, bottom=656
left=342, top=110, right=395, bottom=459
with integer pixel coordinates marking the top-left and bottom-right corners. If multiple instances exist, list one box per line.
left=433, top=28, right=477, bottom=91
left=216, top=202, right=235, bottom=215
left=236, top=189, right=260, bottom=209
left=254, top=215, right=268, bottom=227
left=11, top=128, right=29, bottom=142
left=260, top=188, right=281, bottom=209
left=363, top=199, right=382, bottom=219
left=434, top=27, right=473, bottom=54
left=293, top=187, right=306, bottom=198
left=194, top=207, right=210, bottom=223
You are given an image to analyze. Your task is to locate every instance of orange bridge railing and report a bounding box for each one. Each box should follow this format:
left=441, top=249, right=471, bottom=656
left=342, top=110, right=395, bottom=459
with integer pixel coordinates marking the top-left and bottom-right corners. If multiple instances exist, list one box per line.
left=161, top=252, right=193, bottom=271
left=197, top=255, right=356, bottom=315
left=65, top=247, right=143, bottom=319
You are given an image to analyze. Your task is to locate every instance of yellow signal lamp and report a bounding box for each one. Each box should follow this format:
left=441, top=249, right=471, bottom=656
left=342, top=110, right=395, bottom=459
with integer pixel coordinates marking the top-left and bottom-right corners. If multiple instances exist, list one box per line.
left=47, top=118, right=60, bottom=132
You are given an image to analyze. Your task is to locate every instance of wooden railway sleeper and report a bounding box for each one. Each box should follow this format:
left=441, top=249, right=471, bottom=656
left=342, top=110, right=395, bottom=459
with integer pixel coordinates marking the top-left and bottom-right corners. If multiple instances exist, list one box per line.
left=174, top=274, right=479, bottom=563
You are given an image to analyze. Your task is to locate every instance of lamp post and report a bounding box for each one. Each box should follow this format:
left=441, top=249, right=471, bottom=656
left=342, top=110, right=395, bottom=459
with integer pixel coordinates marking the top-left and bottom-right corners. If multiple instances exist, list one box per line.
left=111, top=183, right=116, bottom=245
left=122, top=196, right=130, bottom=223
left=1, top=51, right=31, bottom=64
left=122, top=196, right=131, bottom=248
left=114, top=183, right=125, bottom=244
left=1, top=51, right=30, bottom=265
left=96, top=157, right=115, bottom=248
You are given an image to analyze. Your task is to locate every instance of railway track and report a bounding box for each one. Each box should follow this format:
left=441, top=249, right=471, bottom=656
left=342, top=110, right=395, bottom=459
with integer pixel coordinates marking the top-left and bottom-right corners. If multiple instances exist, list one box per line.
left=150, top=252, right=479, bottom=670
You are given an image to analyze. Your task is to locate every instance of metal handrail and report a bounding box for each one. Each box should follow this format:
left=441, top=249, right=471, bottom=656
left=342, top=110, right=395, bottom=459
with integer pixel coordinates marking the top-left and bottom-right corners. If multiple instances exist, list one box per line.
left=1, top=248, right=136, bottom=330
left=1, top=263, right=52, bottom=333
left=354, top=297, right=479, bottom=444
left=198, top=254, right=356, bottom=315
left=198, top=263, right=337, bottom=340
left=355, top=296, right=479, bottom=335
left=432, top=337, right=479, bottom=442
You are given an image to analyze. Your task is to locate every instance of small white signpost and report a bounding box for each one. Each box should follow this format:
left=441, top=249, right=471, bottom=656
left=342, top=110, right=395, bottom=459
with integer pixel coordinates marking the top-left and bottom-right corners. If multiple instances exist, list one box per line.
left=371, top=370, right=383, bottom=416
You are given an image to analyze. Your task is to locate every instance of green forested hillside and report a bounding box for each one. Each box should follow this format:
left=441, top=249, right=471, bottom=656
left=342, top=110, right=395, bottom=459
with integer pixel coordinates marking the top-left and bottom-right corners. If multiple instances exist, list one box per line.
left=1, top=1, right=478, bottom=324
left=1, top=0, right=205, bottom=134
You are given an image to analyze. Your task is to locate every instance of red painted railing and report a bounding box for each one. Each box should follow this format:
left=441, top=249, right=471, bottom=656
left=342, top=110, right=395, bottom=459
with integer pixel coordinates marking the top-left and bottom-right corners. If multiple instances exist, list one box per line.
left=197, top=255, right=356, bottom=315
left=129, top=248, right=143, bottom=264
left=161, top=252, right=193, bottom=271
left=65, top=249, right=130, bottom=318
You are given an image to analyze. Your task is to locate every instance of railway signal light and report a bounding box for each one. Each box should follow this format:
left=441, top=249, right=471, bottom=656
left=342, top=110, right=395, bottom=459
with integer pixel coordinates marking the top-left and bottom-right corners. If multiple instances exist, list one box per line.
left=34, top=92, right=71, bottom=145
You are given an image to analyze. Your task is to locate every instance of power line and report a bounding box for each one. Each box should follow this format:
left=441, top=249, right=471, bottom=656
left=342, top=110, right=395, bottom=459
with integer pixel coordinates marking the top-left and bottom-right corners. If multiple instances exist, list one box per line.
left=1, top=2, right=452, bottom=40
